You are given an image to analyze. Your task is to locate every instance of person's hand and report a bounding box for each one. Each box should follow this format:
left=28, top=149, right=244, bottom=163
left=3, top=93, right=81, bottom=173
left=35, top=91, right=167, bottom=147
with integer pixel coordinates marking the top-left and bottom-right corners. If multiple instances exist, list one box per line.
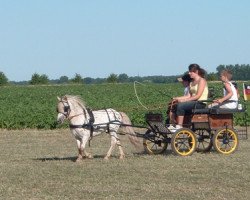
left=213, top=99, right=223, bottom=104
left=178, top=99, right=186, bottom=103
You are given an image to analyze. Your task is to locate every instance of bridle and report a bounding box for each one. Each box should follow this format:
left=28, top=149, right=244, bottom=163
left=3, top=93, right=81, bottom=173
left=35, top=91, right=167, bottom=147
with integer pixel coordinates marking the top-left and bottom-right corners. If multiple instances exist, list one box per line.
left=57, top=99, right=87, bottom=120
left=57, top=100, right=71, bottom=118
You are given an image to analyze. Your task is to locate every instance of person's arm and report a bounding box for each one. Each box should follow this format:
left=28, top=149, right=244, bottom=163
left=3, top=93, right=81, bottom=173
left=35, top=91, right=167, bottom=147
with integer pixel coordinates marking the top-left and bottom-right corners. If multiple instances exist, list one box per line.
left=178, top=78, right=206, bottom=102
left=213, top=82, right=233, bottom=104
left=173, top=92, right=191, bottom=101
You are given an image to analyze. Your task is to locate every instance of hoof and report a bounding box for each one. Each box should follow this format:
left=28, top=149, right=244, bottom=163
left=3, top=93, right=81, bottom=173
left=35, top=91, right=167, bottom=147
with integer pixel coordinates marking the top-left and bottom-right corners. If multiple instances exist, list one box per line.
left=86, top=154, right=93, bottom=159
left=119, top=155, right=125, bottom=159
left=104, top=156, right=109, bottom=160
left=75, top=157, right=83, bottom=162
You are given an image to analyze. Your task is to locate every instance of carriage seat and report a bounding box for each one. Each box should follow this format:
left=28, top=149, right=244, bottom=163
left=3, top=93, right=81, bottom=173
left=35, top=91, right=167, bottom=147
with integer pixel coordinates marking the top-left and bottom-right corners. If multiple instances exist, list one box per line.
left=192, top=108, right=211, bottom=114
left=193, top=107, right=245, bottom=115
left=210, top=107, right=245, bottom=114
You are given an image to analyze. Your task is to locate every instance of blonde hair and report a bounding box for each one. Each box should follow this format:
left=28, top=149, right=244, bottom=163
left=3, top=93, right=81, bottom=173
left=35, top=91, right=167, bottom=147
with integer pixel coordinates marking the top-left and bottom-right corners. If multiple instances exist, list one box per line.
left=221, top=69, right=233, bottom=80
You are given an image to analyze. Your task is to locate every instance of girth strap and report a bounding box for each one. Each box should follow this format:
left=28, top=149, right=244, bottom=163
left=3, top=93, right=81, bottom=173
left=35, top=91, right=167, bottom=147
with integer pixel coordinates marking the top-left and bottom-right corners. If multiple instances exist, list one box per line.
left=86, top=108, right=94, bottom=141
left=69, top=108, right=95, bottom=137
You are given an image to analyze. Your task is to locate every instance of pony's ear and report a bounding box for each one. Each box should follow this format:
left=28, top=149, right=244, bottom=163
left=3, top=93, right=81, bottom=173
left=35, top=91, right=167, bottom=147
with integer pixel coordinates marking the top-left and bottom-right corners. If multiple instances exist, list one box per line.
left=62, top=95, right=68, bottom=101
left=57, top=96, right=61, bottom=101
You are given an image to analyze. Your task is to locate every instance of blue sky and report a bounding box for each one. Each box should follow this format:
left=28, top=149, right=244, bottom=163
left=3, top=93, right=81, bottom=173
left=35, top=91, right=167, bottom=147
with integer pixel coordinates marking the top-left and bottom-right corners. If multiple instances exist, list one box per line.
left=0, top=0, right=250, bottom=81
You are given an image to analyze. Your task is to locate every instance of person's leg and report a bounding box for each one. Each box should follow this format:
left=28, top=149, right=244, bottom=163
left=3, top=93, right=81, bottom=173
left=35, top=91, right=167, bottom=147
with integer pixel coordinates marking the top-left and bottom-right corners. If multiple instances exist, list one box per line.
left=176, top=101, right=197, bottom=126
left=177, top=115, right=184, bottom=126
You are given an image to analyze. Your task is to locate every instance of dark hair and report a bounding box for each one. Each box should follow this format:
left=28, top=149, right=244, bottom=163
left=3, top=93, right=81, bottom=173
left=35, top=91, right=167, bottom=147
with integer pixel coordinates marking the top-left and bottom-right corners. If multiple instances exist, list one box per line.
left=182, top=73, right=192, bottom=82
left=188, top=63, right=206, bottom=78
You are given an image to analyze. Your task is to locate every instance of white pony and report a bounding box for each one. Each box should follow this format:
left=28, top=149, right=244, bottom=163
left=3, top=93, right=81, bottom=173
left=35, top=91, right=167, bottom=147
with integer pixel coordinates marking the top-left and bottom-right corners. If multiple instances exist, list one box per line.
left=56, top=95, right=141, bottom=161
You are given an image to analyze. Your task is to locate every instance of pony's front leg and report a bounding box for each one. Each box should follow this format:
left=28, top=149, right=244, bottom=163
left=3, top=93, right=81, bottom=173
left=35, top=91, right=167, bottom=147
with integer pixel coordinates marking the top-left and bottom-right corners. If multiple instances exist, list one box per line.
left=75, top=137, right=92, bottom=162
left=76, top=139, right=83, bottom=162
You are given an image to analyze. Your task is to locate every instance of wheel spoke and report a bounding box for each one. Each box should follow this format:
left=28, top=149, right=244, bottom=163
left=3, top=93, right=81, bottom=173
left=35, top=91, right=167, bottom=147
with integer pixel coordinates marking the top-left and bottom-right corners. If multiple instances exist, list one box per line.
left=143, top=130, right=168, bottom=154
left=171, top=129, right=196, bottom=156
left=195, top=129, right=213, bottom=153
left=213, top=128, right=238, bottom=154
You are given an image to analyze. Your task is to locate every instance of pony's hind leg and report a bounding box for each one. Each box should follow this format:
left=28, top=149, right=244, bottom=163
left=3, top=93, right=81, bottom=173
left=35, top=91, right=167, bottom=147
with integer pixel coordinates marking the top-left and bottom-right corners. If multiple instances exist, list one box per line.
left=117, top=138, right=125, bottom=159
left=104, top=131, right=125, bottom=160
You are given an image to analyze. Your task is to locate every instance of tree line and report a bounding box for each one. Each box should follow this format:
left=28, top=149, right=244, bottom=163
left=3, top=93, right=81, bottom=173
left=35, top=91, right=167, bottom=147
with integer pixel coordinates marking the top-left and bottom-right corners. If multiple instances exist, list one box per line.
left=0, top=64, right=250, bottom=86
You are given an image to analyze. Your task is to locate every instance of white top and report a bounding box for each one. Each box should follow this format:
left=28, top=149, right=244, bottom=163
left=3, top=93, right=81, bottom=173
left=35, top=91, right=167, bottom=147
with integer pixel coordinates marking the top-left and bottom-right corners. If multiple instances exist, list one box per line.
left=220, top=82, right=238, bottom=109
left=184, top=86, right=190, bottom=96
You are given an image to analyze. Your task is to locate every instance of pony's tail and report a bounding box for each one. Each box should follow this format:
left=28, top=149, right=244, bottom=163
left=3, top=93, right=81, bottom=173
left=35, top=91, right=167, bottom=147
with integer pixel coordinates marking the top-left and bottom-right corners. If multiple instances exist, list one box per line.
left=119, top=112, right=143, bottom=151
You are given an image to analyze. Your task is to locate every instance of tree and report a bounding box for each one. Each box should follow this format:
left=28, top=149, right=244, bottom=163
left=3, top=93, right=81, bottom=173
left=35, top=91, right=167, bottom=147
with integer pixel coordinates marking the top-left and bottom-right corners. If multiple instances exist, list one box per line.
left=216, top=64, right=250, bottom=81
left=71, top=73, right=83, bottom=84
left=83, top=77, right=94, bottom=84
left=107, top=73, right=118, bottom=83
left=30, top=73, right=49, bottom=85
left=118, top=73, right=129, bottom=83
left=207, top=72, right=218, bottom=81
left=0, top=72, right=8, bottom=85
left=30, top=73, right=40, bottom=85
left=59, top=76, right=69, bottom=84
left=39, top=74, right=49, bottom=84
left=216, top=65, right=225, bottom=74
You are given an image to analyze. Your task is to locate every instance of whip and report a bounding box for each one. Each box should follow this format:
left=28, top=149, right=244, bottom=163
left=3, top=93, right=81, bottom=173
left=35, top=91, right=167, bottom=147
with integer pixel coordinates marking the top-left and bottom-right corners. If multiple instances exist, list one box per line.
left=133, top=81, right=149, bottom=110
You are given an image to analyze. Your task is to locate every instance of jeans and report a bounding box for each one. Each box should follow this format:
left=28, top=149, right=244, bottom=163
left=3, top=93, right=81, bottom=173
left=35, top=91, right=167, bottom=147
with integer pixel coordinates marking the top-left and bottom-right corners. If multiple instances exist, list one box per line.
left=176, top=101, right=206, bottom=116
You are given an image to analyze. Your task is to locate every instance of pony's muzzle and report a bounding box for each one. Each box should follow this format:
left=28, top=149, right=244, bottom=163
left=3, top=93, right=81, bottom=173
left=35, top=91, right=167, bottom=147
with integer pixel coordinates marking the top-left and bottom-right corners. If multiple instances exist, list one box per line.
left=57, top=113, right=66, bottom=124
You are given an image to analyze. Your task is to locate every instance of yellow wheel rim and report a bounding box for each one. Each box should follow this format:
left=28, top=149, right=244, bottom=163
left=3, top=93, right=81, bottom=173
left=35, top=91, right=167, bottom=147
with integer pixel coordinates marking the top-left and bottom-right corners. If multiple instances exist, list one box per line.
left=214, top=128, right=238, bottom=154
left=172, top=129, right=196, bottom=156
left=143, top=131, right=168, bottom=154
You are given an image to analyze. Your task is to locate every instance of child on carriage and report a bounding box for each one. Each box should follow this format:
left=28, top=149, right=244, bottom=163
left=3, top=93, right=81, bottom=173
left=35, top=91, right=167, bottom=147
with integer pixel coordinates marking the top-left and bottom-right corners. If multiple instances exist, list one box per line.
left=209, top=69, right=238, bottom=109
left=167, top=73, right=192, bottom=124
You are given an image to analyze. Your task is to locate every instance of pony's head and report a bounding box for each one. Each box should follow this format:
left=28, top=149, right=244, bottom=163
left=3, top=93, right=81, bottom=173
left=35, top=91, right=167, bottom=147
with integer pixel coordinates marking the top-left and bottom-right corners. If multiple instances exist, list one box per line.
left=56, top=95, right=86, bottom=124
left=57, top=96, right=70, bottom=124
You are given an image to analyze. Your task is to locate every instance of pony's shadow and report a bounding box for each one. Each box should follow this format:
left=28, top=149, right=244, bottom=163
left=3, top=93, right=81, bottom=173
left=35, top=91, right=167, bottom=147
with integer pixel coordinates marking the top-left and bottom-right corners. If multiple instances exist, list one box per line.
left=34, top=156, right=77, bottom=162
left=34, top=153, right=148, bottom=162
left=34, top=154, right=107, bottom=162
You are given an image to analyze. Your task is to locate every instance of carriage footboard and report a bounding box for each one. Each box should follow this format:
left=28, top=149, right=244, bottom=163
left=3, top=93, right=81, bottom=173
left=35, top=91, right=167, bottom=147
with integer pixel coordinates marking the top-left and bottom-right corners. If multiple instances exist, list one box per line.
left=145, top=113, right=169, bottom=133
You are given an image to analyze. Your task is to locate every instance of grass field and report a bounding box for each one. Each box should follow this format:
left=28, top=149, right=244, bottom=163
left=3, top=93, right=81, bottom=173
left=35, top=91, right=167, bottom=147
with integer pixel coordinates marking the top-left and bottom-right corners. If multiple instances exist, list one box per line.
left=0, top=129, right=249, bottom=200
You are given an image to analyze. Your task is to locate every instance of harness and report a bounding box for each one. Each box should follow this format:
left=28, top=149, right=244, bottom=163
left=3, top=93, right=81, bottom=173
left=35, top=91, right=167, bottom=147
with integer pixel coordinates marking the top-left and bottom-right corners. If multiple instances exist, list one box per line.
left=58, top=99, right=123, bottom=146
left=69, top=108, right=95, bottom=139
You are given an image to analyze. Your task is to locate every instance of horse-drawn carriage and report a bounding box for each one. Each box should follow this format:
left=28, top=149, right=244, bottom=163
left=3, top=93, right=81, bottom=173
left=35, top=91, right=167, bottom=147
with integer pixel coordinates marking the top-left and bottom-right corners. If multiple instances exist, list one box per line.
left=143, top=99, right=248, bottom=156
left=57, top=92, right=248, bottom=161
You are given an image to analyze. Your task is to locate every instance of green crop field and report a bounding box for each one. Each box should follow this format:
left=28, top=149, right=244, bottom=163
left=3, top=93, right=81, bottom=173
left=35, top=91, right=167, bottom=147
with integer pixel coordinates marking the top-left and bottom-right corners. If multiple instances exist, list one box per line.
left=0, top=82, right=249, bottom=129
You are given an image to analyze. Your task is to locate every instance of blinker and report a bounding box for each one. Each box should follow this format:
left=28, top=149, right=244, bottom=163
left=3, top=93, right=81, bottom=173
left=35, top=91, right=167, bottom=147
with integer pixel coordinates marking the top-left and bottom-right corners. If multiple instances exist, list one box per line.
left=64, top=105, right=70, bottom=113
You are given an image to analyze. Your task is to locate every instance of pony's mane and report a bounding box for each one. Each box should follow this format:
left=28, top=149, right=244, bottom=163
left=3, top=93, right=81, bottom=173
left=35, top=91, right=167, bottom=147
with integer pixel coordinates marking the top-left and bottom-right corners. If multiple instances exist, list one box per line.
left=65, top=95, right=86, bottom=109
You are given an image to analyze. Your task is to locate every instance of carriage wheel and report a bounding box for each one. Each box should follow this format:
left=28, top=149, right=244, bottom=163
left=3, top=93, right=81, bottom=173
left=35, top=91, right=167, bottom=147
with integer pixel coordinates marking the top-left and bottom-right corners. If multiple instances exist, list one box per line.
left=171, top=128, right=197, bottom=156
left=212, top=128, right=238, bottom=154
left=143, top=130, right=168, bottom=155
left=195, top=129, right=213, bottom=153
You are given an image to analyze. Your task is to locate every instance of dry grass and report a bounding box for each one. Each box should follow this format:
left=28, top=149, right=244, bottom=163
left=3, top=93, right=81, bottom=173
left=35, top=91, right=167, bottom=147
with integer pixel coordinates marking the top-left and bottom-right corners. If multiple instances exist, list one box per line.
left=0, top=129, right=249, bottom=200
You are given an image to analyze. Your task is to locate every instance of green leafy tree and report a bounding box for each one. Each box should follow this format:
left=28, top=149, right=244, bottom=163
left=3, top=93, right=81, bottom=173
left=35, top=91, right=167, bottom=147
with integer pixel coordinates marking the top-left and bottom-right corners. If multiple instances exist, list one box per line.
left=207, top=72, right=218, bottom=81
left=40, top=74, right=49, bottom=84
left=71, top=73, right=83, bottom=84
left=118, top=73, right=129, bottom=83
left=216, top=64, right=250, bottom=80
left=30, top=73, right=49, bottom=85
left=107, top=73, right=118, bottom=83
left=0, top=72, right=8, bottom=85
left=59, top=76, right=69, bottom=84
left=83, top=77, right=94, bottom=84
left=30, top=73, right=40, bottom=85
